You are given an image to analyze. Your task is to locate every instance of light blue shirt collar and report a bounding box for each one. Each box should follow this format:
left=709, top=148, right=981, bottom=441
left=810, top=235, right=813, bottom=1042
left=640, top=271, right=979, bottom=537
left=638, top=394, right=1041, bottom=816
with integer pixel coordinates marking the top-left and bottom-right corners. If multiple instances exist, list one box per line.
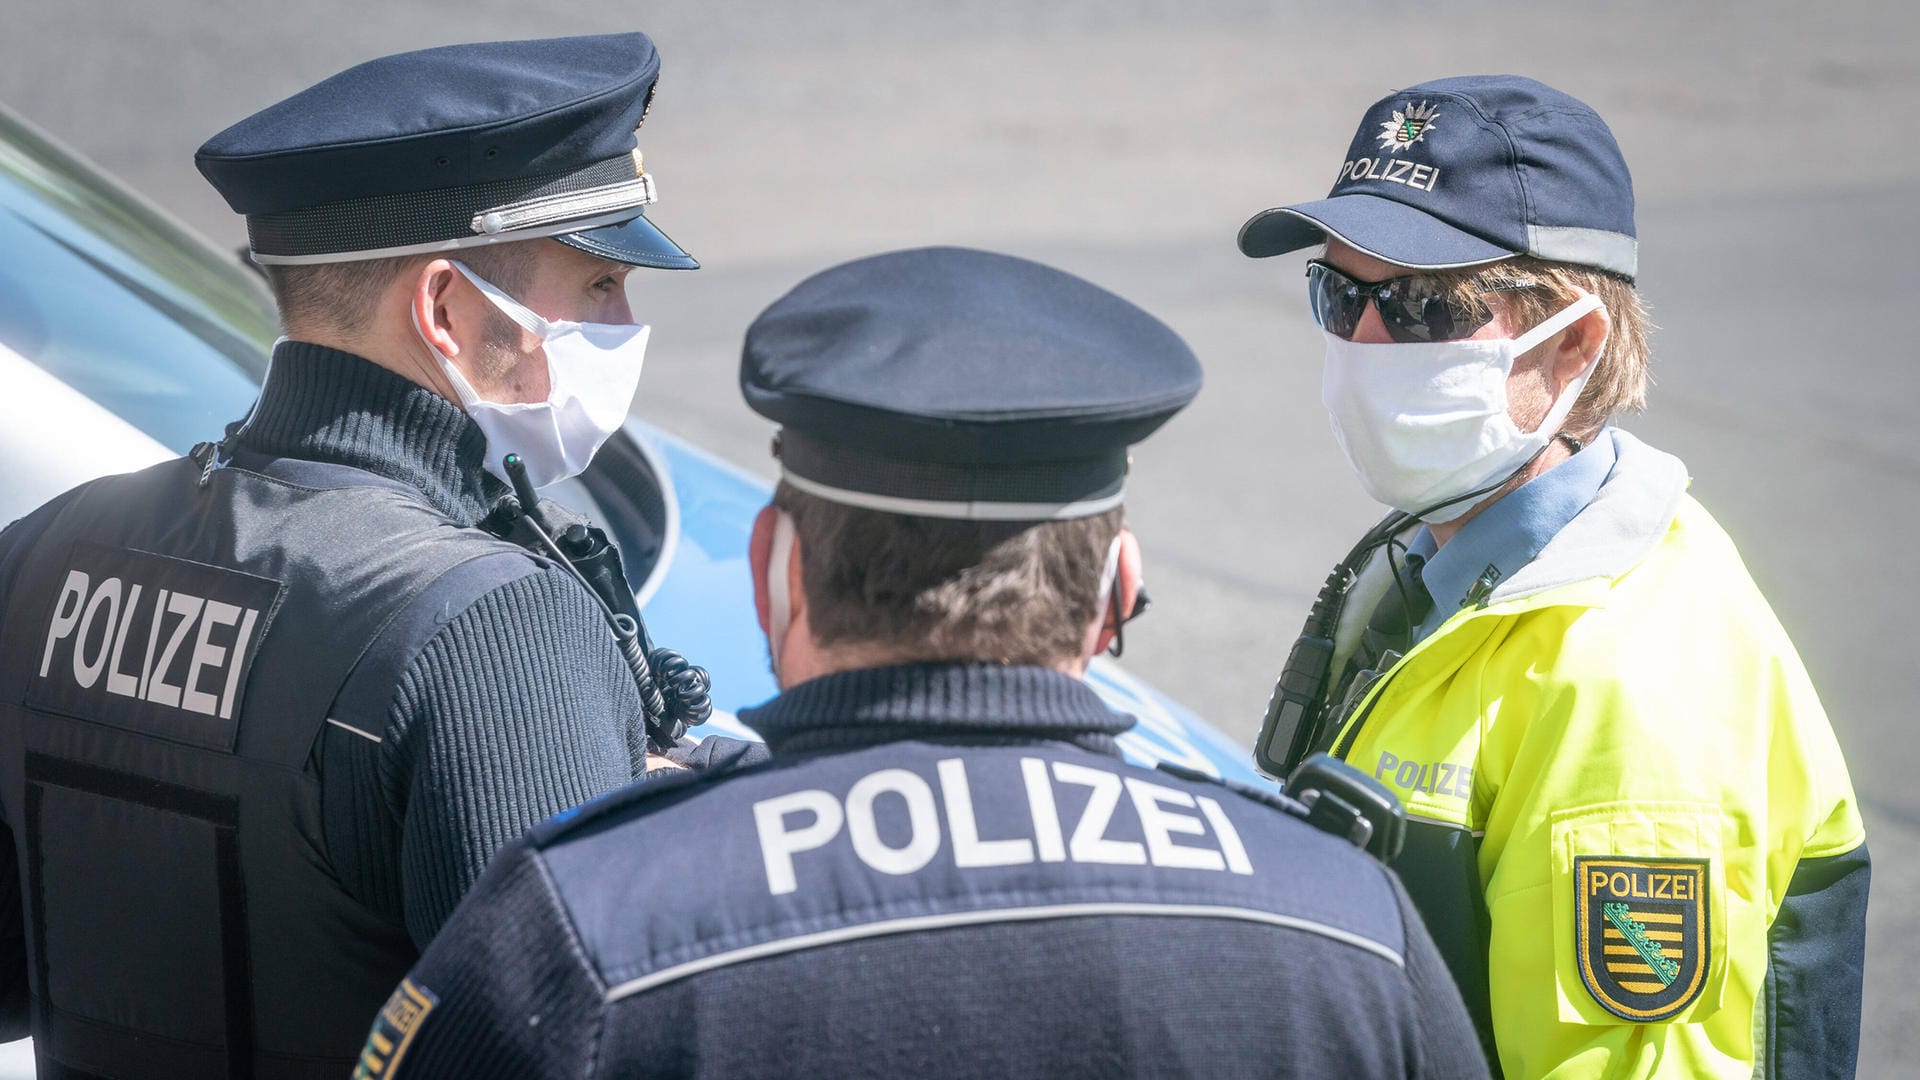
left=1407, top=431, right=1618, bottom=642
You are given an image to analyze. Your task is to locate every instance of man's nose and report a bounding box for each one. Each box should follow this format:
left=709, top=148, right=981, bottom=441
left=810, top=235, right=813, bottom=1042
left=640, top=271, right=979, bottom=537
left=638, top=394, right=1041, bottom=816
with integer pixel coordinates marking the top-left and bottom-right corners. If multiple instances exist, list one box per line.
left=1349, top=299, right=1396, bottom=344
left=599, top=290, right=637, bottom=326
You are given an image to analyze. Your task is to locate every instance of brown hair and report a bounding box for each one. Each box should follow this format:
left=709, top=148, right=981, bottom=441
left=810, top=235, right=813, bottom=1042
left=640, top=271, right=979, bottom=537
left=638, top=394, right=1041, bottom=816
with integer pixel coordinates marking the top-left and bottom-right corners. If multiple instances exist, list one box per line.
left=1445, top=257, right=1653, bottom=435
left=773, top=482, right=1124, bottom=667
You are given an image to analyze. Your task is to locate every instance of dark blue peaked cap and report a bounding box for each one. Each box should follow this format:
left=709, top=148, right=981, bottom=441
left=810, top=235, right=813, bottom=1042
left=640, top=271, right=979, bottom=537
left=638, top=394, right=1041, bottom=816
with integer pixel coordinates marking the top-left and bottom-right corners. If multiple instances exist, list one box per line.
left=742, top=247, right=1202, bottom=521
left=196, top=33, right=695, bottom=269
left=1239, top=75, right=1636, bottom=280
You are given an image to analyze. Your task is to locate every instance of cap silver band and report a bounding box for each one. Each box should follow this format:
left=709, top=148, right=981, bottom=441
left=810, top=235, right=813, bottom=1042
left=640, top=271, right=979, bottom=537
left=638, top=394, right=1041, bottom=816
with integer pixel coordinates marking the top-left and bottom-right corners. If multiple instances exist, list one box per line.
left=471, top=175, right=657, bottom=235
left=1526, top=224, right=1637, bottom=279
left=780, top=468, right=1124, bottom=522
left=243, top=153, right=655, bottom=266
left=1243, top=206, right=1638, bottom=279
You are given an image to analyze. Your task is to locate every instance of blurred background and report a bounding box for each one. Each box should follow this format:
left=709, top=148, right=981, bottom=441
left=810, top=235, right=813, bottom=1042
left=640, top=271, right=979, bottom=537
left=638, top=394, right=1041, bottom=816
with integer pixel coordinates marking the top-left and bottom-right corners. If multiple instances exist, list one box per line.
left=2, top=0, right=1915, bottom=1073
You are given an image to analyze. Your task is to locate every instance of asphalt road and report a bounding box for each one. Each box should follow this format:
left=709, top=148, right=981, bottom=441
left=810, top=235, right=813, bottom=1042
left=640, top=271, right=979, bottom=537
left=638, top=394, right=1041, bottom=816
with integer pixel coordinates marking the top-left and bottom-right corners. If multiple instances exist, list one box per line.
left=2, top=0, right=1916, bottom=1073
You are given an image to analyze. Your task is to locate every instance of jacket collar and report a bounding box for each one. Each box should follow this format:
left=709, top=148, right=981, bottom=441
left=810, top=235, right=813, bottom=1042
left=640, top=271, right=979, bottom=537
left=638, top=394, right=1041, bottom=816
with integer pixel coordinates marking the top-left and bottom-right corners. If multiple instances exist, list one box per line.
left=1410, top=434, right=1617, bottom=623
left=1331, top=429, right=1688, bottom=671
left=1488, top=428, right=1688, bottom=605
left=231, top=340, right=504, bottom=524
left=739, top=662, right=1136, bottom=757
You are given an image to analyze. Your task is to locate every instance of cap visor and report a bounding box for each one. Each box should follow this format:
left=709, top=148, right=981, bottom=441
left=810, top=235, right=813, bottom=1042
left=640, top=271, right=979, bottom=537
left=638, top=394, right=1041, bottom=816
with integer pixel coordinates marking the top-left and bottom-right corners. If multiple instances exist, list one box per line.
left=555, top=211, right=698, bottom=270
left=1238, top=194, right=1513, bottom=270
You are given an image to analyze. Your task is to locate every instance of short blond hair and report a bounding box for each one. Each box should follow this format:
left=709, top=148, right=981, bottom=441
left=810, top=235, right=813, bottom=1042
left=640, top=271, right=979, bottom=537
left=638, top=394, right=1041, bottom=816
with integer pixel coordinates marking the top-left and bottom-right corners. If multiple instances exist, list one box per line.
left=1450, top=257, right=1653, bottom=435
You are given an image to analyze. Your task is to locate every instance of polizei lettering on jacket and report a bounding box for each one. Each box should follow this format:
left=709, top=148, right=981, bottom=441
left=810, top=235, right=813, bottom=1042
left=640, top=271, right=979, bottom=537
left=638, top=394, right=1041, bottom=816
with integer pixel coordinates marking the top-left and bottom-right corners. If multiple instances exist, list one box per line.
left=1373, top=751, right=1474, bottom=801
left=753, top=757, right=1254, bottom=895
left=1336, top=156, right=1441, bottom=192
left=28, top=542, right=282, bottom=751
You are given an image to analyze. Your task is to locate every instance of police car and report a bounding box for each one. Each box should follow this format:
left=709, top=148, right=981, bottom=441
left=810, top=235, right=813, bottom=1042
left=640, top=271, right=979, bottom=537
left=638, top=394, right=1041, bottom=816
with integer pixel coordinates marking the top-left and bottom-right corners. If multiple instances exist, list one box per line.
left=0, top=102, right=1264, bottom=773
left=0, top=97, right=1263, bottom=1078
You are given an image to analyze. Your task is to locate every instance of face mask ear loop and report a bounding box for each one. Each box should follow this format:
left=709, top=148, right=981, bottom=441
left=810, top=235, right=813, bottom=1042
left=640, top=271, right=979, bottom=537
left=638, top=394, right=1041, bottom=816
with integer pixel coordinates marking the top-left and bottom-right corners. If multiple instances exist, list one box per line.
left=450, top=261, right=553, bottom=337
left=1515, top=291, right=1607, bottom=440
left=1082, top=535, right=1125, bottom=660
left=766, top=509, right=797, bottom=681
left=1509, top=290, right=1604, bottom=355
left=411, top=301, right=489, bottom=409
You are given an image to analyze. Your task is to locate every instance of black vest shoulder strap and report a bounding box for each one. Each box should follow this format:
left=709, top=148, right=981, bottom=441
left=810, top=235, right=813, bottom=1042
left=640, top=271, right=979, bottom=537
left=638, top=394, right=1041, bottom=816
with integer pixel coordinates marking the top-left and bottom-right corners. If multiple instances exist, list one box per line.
left=220, top=450, right=569, bottom=746
left=224, top=447, right=420, bottom=497
left=224, top=455, right=544, bottom=766
left=325, top=549, right=548, bottom=741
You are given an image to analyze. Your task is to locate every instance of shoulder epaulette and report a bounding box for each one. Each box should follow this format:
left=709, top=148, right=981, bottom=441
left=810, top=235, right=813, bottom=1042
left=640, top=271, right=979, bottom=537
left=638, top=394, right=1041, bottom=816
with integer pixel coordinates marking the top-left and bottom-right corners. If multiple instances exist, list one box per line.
left=1155, top=761, right=1303, bottom=816
left=528, top=756, right=767, bottom=848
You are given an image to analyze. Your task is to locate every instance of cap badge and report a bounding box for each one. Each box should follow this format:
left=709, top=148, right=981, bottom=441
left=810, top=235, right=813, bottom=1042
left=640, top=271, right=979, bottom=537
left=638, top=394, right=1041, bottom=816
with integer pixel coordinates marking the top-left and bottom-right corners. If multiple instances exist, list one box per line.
left=1376, top=101, right=1438, bottom=153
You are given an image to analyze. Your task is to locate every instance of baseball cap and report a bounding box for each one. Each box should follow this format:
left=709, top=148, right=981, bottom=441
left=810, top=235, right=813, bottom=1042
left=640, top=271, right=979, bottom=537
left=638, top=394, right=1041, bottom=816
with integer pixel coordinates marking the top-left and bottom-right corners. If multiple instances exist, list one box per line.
left=1237, top=75, right=1637, bottom=280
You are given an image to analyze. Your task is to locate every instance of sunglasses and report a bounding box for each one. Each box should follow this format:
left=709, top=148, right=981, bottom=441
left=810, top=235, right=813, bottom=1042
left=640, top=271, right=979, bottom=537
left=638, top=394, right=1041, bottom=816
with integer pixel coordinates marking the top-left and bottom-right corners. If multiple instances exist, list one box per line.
left=1106, top=586, right=1151, bottom=659
left=1305, top=259, right=1534, bottom=344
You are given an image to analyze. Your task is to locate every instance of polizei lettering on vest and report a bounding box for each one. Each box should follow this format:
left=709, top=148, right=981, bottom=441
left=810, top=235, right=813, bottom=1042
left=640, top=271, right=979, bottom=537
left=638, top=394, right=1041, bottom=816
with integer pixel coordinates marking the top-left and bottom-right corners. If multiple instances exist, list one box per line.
left=40, top=569, right=262, bottom=720
left=752, top=757, right=1254, bottom=895
left=1337, top=157, right=1440, bottom=192
left=28, top=545, right=281, bottom=750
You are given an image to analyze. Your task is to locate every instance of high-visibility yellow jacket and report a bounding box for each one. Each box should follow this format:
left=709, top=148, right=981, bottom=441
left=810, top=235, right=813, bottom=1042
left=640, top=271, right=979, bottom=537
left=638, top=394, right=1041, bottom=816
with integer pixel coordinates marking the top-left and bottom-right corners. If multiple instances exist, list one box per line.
left=1324, top=431, right=1868, bottom=1079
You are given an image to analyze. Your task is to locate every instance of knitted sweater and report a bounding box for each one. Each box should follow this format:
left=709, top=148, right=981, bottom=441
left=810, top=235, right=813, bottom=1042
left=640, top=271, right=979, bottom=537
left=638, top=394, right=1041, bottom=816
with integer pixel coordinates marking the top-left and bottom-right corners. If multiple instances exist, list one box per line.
left=236, top=341, right=643, bottom=945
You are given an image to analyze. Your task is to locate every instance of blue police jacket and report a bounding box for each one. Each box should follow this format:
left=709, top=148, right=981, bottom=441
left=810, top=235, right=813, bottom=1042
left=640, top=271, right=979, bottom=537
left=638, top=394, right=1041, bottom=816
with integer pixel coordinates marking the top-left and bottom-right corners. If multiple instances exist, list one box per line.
left=366, top=663, right=1489, bottom=1079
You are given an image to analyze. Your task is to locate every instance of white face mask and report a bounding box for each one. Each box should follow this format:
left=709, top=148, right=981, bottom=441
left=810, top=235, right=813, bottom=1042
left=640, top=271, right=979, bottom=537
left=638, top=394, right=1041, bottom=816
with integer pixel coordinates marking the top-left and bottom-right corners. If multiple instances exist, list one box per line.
left=765, top=509, right=798, bottom=682
left=417, top=262, right=651, bottom=489
left=1320, top=291, right=1605, bottom=523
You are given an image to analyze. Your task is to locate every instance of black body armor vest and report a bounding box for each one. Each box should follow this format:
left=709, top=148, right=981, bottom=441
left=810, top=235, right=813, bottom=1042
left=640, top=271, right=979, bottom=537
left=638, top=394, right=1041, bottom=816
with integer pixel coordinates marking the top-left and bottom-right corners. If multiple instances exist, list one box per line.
left=0, top=453, right=540, bottom=1078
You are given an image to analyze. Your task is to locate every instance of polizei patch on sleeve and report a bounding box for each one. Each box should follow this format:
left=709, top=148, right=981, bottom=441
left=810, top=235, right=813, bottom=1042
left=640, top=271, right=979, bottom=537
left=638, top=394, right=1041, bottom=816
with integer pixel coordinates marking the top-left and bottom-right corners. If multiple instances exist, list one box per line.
left=353, top=977, right=439, bottom=1078
left=1574, top=855, right=1710, bottom=1021
left=25, top=542, right=282, bottom=751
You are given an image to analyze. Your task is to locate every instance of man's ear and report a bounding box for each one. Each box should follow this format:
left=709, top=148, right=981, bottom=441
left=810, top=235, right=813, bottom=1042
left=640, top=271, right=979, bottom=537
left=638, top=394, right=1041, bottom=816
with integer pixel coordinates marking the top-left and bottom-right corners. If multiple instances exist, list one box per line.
left=410, top=259, right=462, bottom=359
left=751, top=504, right=807, bottom=657
left=1091, top=529, right=1143, bottom=658
left=1552, top=301, right=1611, bottom=393
left=750, top=504, right=777, bottom=636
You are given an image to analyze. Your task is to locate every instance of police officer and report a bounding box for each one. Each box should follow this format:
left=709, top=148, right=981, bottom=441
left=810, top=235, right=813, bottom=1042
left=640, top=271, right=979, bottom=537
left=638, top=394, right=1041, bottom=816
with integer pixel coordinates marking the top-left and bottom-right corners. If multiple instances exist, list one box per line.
left=0, top=33, right=733, bottom=1077
left=364, top=246, right=1490, bottom=1079
left=1237, top=77, right=1868, bottom=1077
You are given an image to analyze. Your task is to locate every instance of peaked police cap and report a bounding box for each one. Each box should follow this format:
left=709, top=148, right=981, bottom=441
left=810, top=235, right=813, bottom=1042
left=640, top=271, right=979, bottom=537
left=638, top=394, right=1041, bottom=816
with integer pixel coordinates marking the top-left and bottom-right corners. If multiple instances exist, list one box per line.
left=742, top=247, right=1201, bottom=521
left=196, top=33, right=696, bottom=269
